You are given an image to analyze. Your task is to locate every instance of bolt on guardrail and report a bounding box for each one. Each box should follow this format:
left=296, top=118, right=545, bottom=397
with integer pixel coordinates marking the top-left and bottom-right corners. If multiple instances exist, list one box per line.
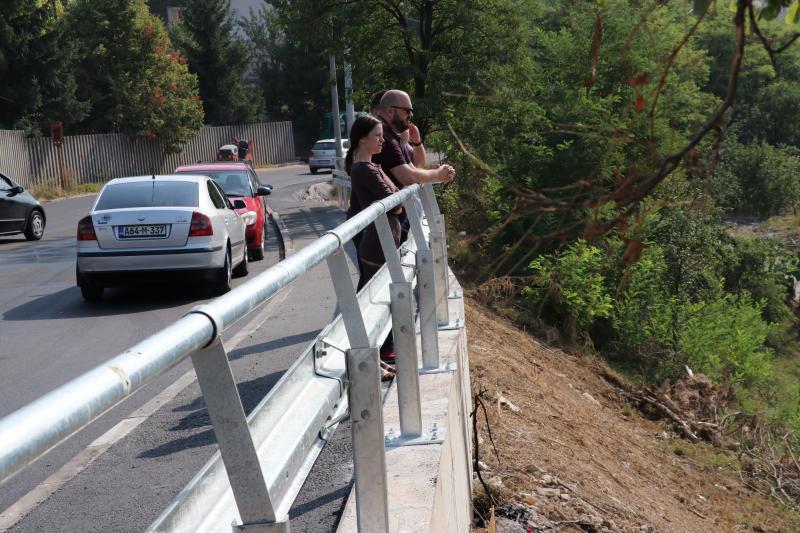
left=0, top=179, right=452, bottom=533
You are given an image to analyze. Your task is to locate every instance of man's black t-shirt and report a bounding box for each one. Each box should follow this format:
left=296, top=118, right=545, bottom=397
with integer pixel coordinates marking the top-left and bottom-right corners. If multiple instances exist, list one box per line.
left=372, top=118, right=410, bottom=189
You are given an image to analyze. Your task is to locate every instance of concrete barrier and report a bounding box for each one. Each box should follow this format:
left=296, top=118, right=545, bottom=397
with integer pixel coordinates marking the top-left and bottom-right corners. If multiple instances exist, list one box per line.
left=337, top=272, right=472, bottom=532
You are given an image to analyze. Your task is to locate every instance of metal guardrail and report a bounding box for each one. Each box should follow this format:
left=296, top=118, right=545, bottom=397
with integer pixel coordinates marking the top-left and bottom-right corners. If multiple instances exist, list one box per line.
left=0, top=180, right=454, bottom=532
left=332, top=168, right=351, bottom=211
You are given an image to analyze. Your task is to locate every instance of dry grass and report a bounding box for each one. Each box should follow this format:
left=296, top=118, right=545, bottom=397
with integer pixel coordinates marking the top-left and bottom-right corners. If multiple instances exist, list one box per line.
left=30, top=183, right=102, bottom=202
left=466, top=296, right=800, bottom=531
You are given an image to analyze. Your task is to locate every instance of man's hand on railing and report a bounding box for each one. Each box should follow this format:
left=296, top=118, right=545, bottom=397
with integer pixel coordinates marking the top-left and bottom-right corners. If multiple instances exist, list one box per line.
left=436, top=164, right=455, bottom=183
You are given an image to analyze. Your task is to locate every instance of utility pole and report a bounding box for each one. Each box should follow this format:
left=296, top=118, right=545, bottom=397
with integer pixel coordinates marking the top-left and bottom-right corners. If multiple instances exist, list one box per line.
left=344, top=60, right=355, bottom=136
left=329, top=54, right=343, bottom=166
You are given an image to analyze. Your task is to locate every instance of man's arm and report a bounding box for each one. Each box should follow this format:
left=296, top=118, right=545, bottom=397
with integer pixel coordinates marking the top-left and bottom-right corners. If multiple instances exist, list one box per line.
left=389, top=162, right=455, bottom=187
left=407, top=124, right=427, bottom=168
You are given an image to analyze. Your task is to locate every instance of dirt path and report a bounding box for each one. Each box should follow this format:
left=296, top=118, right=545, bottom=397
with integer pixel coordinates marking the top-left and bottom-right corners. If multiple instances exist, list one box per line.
left=466, top=298, right=799, bottom=532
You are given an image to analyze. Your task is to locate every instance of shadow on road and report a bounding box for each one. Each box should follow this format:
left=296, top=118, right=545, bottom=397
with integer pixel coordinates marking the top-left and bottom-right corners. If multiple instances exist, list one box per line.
left=279, top=204, right=359, bottom=268
left=290, top=481, right=354, bottom=521
left=228, top=329, right=320, bottom=361
left=3, top=284, right=210, bottom=321
left=279, top=204, right=344, bottom=241
left=0, top=235, right=75, bottom=264
left=138, top=369, right=285, bottom=458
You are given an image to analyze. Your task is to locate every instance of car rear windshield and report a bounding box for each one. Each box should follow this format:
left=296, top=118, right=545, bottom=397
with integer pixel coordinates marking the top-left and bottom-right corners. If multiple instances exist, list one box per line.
left=180, top=171, right=251, bottom=197
left=95, top=181, right=199, bottom=210
left=313, top=142, right=335, bottom=151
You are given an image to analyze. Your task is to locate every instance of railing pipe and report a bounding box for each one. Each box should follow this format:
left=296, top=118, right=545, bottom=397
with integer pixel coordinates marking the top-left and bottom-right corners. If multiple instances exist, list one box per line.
left=0, top=312, right=211, bottom=485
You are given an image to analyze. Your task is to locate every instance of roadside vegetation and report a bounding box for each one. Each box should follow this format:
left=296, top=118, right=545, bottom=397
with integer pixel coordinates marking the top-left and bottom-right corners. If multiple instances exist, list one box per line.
left=434, top=0, right=800, bottom=521
left=29, top=183, right=102, bottom=202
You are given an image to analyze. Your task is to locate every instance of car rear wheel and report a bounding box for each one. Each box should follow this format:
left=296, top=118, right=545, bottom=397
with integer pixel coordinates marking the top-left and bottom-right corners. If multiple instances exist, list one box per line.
left=24, top=210, right=45, bottom=240
left=309, top=167, right=318, bottom=174
left=233, top=245, right=249, bottom=278
left=213, top=247, right=233, bottom=295
left=76, top=266, right=103, bottom=302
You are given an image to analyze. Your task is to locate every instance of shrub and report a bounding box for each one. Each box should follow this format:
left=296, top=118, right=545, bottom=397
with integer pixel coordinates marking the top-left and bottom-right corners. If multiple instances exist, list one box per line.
left=714, top=140, right=800, bottom=217
left=524, top=239, right=613, bottom=342
left=722, top=236, right=799, bottom=324
left=678, top=289, right=774, bottom=387
left=612, top=243, right=676, bottom=357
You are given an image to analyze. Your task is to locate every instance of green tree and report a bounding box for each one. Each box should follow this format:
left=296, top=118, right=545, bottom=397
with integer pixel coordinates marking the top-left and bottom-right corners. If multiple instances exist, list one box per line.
left=678, top=290, right=774, bottom=387
left=240, top=6, right=329, bottom=151
left=64, top=0, right=203, bottom=151
left=271, top=0, right=529, bottom=137
left=171, top=0, right=263, bottom=125
left=0, top=0, right=87, bottom=134
left=443, top=0, right=718, bottom=277
left=713, top=139, right=800, bottom=216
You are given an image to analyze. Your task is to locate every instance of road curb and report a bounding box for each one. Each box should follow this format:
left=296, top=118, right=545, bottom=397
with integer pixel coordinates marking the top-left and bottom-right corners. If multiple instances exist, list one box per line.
left=266, top=204, right=293, bottom=259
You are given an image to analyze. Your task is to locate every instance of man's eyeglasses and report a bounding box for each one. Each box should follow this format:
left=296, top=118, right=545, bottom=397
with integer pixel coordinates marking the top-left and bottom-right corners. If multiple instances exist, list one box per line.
left=391, top=105, right=413, bottom=115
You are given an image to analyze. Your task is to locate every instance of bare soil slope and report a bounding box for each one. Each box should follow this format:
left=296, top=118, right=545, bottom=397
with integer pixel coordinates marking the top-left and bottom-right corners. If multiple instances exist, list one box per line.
left=466, top=298, right=799, bottom=532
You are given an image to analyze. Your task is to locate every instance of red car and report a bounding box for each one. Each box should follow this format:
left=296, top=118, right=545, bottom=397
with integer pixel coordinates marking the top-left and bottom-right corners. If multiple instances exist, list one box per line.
left=175, top=162, right=272, bottom=260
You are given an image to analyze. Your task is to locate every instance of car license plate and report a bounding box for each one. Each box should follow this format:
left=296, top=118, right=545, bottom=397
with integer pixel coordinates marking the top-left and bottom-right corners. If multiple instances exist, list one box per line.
left=118, top=224, right=168, bottom=238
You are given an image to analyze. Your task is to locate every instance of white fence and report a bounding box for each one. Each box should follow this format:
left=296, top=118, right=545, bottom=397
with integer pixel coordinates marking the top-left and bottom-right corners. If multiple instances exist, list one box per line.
left=0, top=122, right=295, bottom=189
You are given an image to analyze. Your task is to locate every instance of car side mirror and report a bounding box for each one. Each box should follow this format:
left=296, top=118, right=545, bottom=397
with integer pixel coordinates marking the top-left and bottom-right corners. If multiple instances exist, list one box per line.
left=11, top=186, right=24, bottom=195
left=257, top=185, right=272, bottom=196
left=233, top=199, right=247, bottom=209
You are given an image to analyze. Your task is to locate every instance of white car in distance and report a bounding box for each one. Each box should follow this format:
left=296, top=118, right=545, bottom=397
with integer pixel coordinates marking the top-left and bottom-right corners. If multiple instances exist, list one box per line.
left=76, top=175, right=252, bottom=301
left=308, top=138, right=349, bottom=174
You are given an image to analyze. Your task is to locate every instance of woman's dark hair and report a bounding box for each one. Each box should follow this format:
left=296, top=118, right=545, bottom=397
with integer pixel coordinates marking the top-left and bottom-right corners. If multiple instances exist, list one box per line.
left=345, top=114, right=381, bottom=175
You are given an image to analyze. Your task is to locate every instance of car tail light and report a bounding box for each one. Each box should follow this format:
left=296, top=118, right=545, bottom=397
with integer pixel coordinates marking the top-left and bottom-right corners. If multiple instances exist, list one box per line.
left=77, top=216, right=96, bottom=241
left=189, top=211, right=213, bottom=236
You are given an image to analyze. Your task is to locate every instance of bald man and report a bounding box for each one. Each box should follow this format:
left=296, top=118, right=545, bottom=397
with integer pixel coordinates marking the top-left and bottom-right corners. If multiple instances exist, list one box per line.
left=373, top=89, right=455, bottom=189
left=370, top=89, right=426, bottom=168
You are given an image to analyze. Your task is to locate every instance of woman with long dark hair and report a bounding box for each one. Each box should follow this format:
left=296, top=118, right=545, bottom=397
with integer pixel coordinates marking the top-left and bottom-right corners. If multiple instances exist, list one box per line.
left=346, top=115, right=403, bottom=288
left=346, top=114, right=403, bottom=379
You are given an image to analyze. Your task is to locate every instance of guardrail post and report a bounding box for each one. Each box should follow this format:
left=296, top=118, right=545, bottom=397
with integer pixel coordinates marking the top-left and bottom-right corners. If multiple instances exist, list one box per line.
left=326, top=249, right=389, bottom=533
left=420, top=185, right=451, bottom=326
left=403, top=196, right=440, bottom=369
left=430, top=222, right=450, bottom=326
left=375, top=213, right=423, bottom=436
left=389, top=282, right=422, bottom=435
left=332, top=170, right=351, bottom=211
left=418, top=183, right=439, bottom=232
left=190, top=337, right=284, bottom=530
left=416, top=249, right=439, bottom=368
left=346, top=347, right=390, bottom=533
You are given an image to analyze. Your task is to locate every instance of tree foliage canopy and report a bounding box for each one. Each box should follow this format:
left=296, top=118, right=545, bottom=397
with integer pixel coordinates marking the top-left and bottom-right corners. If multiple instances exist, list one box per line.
left=0, top=0, right=86, bottom=134
left=171, top=0, right=263, bottom=126
left=63, top=0, right=204, bottom=151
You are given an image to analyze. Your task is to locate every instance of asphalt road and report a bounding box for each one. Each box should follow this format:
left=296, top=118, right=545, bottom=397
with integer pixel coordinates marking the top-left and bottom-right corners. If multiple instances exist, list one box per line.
left=0, top=165, right=359, bottom=532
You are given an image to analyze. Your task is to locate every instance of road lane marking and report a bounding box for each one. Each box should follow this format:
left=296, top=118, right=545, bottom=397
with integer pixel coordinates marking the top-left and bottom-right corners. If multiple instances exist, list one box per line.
left=0, top=284, right=293, bottom=529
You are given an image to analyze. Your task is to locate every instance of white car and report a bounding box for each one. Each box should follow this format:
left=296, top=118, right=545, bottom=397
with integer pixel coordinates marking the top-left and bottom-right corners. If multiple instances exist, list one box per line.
left=76, top=175, right=252, bottom=301
left=308, top=138, right=349, bottom=173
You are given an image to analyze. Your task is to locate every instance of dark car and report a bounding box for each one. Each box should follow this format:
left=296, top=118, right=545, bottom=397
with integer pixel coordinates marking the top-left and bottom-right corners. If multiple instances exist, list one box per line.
left=0, top=172, right=45, bottom=240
